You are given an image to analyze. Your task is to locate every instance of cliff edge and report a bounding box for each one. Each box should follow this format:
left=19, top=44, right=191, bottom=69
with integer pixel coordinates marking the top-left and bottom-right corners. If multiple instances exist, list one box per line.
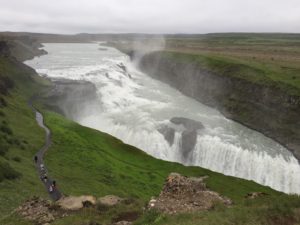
left=138, top=51, right=300, bottom=160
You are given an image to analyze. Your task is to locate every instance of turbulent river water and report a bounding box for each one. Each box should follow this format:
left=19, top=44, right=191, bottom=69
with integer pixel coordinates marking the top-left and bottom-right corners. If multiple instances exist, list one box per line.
left=25, top=43, right=300, bottom=194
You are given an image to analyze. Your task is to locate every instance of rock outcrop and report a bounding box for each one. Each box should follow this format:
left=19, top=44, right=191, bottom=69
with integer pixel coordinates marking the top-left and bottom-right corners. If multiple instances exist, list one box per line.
left=56, top=194, right=124, bottom=211
left=57, top=195, right=96, bottom=210
left=148, top=173, right=232, bottom=214
left=158, top=125, right=175, bottom=146
left=171, top=117, right=204, bottom=158
left=170, top=117, right=204, bottom=131
left=17, top=197, right=68, bottom=225
left=98, top=195, right=123, bottom=207
left=159, top=117, right=204, bottom=160
left=17, top=195, right=127, bottom=224
left=139, top=51, right=300, bottom=160
left=44, top=78, right=100, bottom=120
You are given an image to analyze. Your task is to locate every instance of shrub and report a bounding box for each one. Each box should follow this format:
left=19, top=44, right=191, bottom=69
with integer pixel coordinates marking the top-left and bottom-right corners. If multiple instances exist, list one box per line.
left=0, top=97, right=7, bottom=107
left=13, top=138, right=21, bottom=146
left=0, top=161, right=21, bottom=182
left=0, top=139, right=9, bottom=156
left=12, top=156, right=21, bottom=162
left=6, top=138, right=14, bottom=144
left=0, top=76, right=14, bottom=95
left=0, top=124, right=13, bottom=135
left=2, top=76, right=14, bottom=89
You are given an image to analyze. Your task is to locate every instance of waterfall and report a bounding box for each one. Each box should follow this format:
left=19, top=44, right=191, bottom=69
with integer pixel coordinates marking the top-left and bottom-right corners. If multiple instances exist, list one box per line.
left=25, top=43, right=300, bottom=194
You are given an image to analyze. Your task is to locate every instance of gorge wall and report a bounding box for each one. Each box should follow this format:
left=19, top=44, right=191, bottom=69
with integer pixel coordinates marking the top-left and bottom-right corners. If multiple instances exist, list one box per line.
left=138, top=51, right=300, bottom=161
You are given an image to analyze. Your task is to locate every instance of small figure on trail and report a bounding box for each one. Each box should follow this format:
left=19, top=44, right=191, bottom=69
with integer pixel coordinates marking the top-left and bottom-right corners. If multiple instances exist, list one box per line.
left=40, top=170, right=46, bottom=180
left=34, top=156, right=38, bottom=163
left=40, top=164, right=45, bottom=171
left=49, top=185, right=54, bottom=193
left=43, top=175, right=48, bottom=183
left=52, top=180, right=56, bottom=187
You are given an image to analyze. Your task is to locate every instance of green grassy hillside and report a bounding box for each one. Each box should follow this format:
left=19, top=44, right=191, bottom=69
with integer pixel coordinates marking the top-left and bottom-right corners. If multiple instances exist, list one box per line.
left=0, top=54, right=49, bottom=218
left=41, top=111, right=300, bottom=225
left=156, top=51, right=300, bottom=96
left=43, top=110, right=279, bottom=202
left=164, top=34, right=300, bottom=96
left=0, top=38, right=300, bottom=225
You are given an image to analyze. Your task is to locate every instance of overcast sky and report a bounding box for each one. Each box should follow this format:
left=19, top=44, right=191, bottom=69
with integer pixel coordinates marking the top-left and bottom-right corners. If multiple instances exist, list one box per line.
left=0, top=0, right=300, bottom=34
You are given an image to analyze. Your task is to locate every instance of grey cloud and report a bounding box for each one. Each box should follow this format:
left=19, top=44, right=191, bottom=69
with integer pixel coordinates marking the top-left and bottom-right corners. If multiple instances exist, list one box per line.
left=0, top=0, right=299, bottom=33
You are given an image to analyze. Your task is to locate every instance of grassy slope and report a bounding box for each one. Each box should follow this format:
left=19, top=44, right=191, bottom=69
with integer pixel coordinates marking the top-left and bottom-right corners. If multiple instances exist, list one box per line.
left=26, top=110, right=300, bottom=225
left=43, top=111, right=279, bottom=203
left=163, top=34, right=300, bottom=96
left=0, top=56, right=49, bottom=219
left=155, top=51, right=300, bottom=96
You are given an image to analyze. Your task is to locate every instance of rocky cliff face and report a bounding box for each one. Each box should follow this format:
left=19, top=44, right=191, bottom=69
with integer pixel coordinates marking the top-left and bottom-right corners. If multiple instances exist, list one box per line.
left=138, top=51, right=300, bottom=160
left=43, top=79, right=100, bottom=120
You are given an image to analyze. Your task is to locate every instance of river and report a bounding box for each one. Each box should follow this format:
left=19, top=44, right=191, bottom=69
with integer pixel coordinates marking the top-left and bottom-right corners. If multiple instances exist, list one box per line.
left=25, top=43, right=300, bottom=194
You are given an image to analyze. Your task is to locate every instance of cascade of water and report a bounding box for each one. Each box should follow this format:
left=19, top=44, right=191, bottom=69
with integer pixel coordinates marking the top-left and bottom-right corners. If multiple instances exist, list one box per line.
left=25, top=43, right=300, bottom=194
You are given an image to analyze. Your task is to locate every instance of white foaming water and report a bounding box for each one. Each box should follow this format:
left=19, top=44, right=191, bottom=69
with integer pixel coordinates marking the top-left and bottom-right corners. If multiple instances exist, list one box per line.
left=25, top=43, right=300, bottom=194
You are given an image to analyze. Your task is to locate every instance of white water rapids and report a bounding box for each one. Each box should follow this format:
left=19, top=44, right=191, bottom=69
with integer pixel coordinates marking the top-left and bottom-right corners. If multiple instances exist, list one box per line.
left=25, top=43, right=300, bottom=194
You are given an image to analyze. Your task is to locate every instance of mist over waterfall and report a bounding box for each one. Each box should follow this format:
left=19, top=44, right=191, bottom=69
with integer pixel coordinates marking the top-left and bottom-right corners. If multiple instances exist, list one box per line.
left=26, top=43, right=300, bottom=194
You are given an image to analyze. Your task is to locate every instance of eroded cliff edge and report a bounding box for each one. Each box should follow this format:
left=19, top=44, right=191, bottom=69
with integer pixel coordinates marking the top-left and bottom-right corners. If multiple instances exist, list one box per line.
left=138, top=51, right=300, bottom=160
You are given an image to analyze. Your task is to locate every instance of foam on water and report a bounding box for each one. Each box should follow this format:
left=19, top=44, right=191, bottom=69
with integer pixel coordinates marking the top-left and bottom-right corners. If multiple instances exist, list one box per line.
left=25, top=43, right=300, bottom=194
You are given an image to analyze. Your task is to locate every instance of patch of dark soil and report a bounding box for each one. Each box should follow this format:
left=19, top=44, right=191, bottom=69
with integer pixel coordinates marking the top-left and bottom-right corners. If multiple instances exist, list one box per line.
left=267, top=215, right=296, bottom=225
left=112, top=211, right=140, bottom=223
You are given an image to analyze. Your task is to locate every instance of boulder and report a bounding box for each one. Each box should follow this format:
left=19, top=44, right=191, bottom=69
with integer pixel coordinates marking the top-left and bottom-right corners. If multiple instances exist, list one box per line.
left=97, top=195, right=123, bottom=207
left=57, top=195, right=96, bottom=210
